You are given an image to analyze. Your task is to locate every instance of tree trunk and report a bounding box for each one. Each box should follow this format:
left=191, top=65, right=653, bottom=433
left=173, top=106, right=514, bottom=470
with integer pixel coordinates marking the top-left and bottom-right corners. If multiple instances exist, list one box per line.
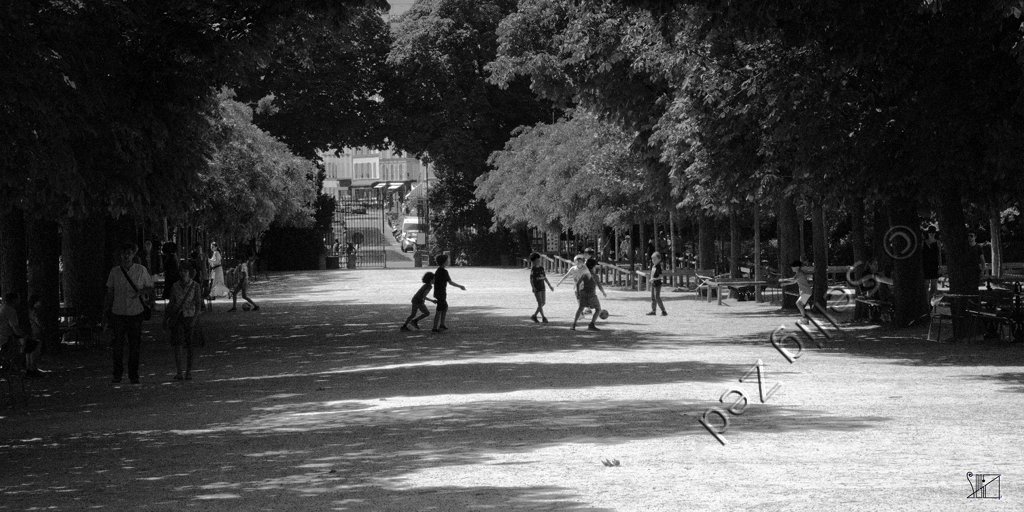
left=936, top=182, right=979, bottom=339
left=0, top=206, right=28, bottom=302
left=698, top=214, right=715, bottom=271
left=729, top=208, right=741, bottom=278
left=850, top=195, right=867, bottom=266
left=990, top=202, right=1002, bottom=278
left=777, top=195, right=801, bottom=309
left=27, top=217, right=61, bottom=354
left=810, top=201, right=828, bottom=307
left=62, top=212, right=108, bottom=323
left=889, top=201, right=929, bottom=326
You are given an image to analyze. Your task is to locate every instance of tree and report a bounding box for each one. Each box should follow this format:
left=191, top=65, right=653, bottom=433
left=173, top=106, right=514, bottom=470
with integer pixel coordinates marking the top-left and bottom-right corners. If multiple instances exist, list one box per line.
left=196, top=90, right=319, bottom=243
left=385, top=0, right=552, bottom=262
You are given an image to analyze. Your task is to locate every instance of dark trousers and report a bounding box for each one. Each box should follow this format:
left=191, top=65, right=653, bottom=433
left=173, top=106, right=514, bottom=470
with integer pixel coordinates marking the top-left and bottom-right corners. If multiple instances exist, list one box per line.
left=111, top=314, right=143, bottom=380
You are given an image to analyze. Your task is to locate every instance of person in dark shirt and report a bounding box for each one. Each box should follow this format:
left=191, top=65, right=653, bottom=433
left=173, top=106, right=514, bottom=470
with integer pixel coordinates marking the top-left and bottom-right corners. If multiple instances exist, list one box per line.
left=401, top=272, right=436, bottom=331
left=431, top=254, right=466, bottom=333
left=572, top=259, right=607, bottom=331
left=529, top=252, right=554, bottom=323
left=921, top=226, right=941, bottom=300
left=647, top=251, right=667, bottom=316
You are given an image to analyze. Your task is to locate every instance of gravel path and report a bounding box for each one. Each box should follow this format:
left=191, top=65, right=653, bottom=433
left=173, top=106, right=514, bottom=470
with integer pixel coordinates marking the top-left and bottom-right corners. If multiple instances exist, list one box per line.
left=1, top=267, right=1022, bottom=511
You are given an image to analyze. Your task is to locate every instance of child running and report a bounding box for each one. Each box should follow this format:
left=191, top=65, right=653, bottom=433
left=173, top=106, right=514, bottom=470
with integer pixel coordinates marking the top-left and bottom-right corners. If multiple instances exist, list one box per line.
left=227, top=255, right=259, bottom=312
left=555, top=254, right=587, bottom=308
left=781, top=260, right=813, bottom=323
left=432, top=254, right=466, bottom=333
left=647, top=251, right=667, bottom=316
left=401, top=272, right=436, bottom=331
left=529, top=252, right=554, bottom=323
left=572, top=259, right=607, bottom=331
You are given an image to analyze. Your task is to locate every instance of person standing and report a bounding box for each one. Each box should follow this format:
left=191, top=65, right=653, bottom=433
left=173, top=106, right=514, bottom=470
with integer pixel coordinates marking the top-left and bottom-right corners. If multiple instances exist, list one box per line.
left=164, top=262, right=203, bottom=380
left=103, top=243, right=154, bottom=384
left=0, top=292, right=25, bottom=372
left=140, top=240, right=157, bottom=275
left=190, top=243, right=211, bottom=305
left=921, top=227, right=942, bottom=300
left=967, top=232, right=987, bottom=276
left=208, top=241, right=229, bottom=297
left=161, top=242, right=180, bottom=301
left=647, top=251, right=668, bottom=316
left=529, top=252, right=554, bottom=323
left=431, top=254, right=466, bottom=333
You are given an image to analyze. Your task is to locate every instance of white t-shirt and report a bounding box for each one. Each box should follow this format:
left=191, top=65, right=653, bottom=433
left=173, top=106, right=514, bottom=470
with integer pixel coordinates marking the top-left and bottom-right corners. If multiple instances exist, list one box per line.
left=106, top=263, right=154, bottom=316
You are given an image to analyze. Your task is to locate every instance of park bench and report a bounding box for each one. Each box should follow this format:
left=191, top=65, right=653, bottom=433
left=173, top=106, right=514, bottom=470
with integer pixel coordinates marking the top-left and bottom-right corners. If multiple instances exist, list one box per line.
left=855, top=297, right=894, bottom=324
left=700, top=275, right=769, bottom=305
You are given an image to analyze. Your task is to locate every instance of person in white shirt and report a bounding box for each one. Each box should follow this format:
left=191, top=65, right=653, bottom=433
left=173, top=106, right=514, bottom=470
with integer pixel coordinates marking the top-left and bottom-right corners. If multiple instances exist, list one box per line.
left=556, top=254, right=588, bottom=312
left=103, top=243, right=154, bottom=384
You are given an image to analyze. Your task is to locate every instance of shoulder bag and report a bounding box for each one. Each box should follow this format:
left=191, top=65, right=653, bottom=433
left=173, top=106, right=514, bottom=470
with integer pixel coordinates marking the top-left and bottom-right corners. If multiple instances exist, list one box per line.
left=120, top=265, right=152, bottom=321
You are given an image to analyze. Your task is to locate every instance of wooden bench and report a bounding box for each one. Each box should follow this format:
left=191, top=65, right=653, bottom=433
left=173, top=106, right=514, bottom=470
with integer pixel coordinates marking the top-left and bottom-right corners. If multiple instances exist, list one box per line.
left=856, top=298, right=894, bottom=324
left=705, top=278, right=770, bottom=305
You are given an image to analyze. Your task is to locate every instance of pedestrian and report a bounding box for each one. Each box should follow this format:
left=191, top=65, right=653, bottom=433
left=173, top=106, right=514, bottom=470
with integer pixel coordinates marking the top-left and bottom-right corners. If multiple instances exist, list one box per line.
left=781, top=260, right=813, bottom=324
left=25, top=294, right=43, bottom=378
left=0, top=292, right=26, bottom=373
left=431, top=254, right=466, bottom=333
left=141, top=240, right=157, bottom=275
left=529, top=252, right=554, bottom=323
left=647, top=251, right=668, bottom=316
left=556, top=253, right=588, bottom=312
left=572, top=259, right=607, bottom=331
left=921, top=226, right=941, bottom=301
left=164, top=261, right=203, bottom=380
left=208, top=241, right=229, bottom=298
left=103, top=242, right=154, bottom=384
left=190, top=243, right=211, bottom=305
left=161, top=241, right=180, bottom=301
left=227, top=255, right=259, bottom=312
left=400, top=272, right=436, bottom=331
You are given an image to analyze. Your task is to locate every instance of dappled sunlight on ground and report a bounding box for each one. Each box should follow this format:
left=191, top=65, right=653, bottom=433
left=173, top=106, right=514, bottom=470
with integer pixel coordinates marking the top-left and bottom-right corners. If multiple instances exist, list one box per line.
left=2, top=267, right=1023, bottom=510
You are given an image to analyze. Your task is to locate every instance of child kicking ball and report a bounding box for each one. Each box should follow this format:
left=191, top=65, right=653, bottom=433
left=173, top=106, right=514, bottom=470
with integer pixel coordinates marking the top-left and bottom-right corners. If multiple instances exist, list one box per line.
left=571, top=259, right=607, bottom=331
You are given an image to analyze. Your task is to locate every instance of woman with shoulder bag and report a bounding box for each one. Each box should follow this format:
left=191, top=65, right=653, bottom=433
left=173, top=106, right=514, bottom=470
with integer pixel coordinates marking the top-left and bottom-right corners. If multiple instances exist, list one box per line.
left=164, top=262, right=203, bottom=381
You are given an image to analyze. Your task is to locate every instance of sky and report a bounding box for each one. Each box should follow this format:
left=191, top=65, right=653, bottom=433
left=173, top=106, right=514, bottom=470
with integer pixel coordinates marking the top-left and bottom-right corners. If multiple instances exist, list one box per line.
left=388, top=0, right=416, bottom=18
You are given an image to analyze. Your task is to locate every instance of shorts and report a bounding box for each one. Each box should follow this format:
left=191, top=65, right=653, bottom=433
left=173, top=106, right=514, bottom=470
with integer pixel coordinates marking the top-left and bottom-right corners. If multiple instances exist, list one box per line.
left=533, top=289, right=546, bottom=306
left=797, top=293, right=812, bottom=306
left=410, top=302, right=429, bottom=317
left=579, top=293, right=601, bottom=310
left=435, top=296, right=449, bottom=312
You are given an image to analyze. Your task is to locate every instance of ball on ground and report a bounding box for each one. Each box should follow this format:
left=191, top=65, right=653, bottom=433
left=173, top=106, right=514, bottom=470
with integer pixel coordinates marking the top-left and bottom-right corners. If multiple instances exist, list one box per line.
left=599, top=310, right=609, bottom=320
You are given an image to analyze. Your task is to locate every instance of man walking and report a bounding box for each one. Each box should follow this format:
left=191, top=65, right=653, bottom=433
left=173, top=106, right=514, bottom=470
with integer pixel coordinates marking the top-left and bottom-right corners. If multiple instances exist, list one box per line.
left=104, top=242, right=154, bottom=384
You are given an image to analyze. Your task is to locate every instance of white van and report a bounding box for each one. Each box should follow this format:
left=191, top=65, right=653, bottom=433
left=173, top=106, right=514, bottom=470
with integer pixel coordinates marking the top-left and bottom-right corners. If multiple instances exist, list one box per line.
left=400, top=218, right=428, bottom=251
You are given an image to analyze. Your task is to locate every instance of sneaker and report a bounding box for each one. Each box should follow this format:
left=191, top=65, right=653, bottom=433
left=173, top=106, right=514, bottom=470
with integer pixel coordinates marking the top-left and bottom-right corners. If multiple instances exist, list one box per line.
left=227, top=308, right=237, bottom=313
left=530, top=316, right=539, bottom=323
left=252, top=305, right=260, bottom=311
left=411, top=321, right=420, bottom=329
left=587, top=324, right=600, bottom=331
left=661, top=311, right=668, bottom=316
left=646, top=312, right=656, bottom=316
left=542, top=318, right=549, bottom=323
left=440, top=325, right=448, bottom=330
left=400, top=325, right=411, bottom=331
left=570, top=326, right=576, bottom=331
